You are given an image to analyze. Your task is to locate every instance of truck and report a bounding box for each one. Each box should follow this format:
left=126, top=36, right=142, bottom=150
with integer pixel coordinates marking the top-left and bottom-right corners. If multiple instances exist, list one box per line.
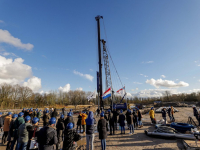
left=111, top=103, right=127, bottom=111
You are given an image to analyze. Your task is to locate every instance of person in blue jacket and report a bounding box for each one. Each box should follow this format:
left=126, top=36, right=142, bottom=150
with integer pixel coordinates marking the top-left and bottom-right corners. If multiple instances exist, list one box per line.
left=161, top=107, right=167, bottom=125
left=85, top=111, right=95, bottom=150
left=118, top=109, right=125, bottom=134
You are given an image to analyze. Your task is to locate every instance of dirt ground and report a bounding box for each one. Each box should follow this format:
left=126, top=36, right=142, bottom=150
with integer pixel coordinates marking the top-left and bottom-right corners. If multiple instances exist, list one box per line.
left=0, top=107, right=197, bottom=150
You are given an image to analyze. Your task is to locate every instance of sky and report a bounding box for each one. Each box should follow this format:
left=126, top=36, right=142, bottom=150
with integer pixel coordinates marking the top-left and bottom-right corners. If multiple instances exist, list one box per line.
left=0, top=0, right=200, bottom=97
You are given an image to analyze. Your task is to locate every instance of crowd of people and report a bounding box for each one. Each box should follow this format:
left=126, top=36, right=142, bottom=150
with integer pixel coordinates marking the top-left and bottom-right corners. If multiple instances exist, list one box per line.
left=0, top=107, right=146, bottom=150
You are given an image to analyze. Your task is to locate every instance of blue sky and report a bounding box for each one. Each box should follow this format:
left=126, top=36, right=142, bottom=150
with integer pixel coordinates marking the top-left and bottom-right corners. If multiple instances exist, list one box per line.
left=0, top=0, right=200, bottom=97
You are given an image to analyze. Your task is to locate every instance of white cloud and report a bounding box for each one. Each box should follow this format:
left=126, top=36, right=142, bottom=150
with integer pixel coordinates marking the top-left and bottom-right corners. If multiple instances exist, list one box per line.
left=131, top=89, right=135, bottom=92
left=176, top=79, right=179, bottom=81
left=161, top=75, right=166, bottom=78
left=0, top=20, right=4, bottom=23
left=0, top=29, right=34, bottom=51
left=76, top=87, right=83, bottom=91
left=189, top=89, right=200, bottom=93
left=133, top=89, right=178, bottom=98
left=89, top=69, right=93, bottom=72
left=140, top=74, right=148, bottom=77
left=126, top=92, right=133, bottom=98
left=146, top=78, right=189, bottom=88
left=73, top=70, right=94, bottom=81
left=142, top=61, right=154, bottom=64
left=133, top=82, right=142, bottom=84
left=59, top=83, right=70, bottom=92
left=0, top=51, right=18, bottom=57
left=136, top=88, right=138, bottom=90
left=23, top=76, right=42, bottom=92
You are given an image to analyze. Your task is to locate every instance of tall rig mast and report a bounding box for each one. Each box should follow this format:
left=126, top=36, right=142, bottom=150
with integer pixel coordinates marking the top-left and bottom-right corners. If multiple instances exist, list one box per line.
left=95, top=15, right=103, bottom=109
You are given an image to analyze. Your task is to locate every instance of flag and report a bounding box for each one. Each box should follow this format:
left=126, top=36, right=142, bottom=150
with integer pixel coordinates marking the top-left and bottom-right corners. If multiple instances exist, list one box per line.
left=87, top=91, right=96, bottom=101
left=102, top=88, right=111, bottom=99
left=116, top=86, right=125, bottom=94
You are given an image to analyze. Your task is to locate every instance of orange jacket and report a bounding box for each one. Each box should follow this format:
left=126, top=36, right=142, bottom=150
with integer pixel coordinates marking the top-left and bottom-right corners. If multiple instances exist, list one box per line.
left=3, top=115, right=12, bottom=132
left=80, top=113, right=87, bottom=125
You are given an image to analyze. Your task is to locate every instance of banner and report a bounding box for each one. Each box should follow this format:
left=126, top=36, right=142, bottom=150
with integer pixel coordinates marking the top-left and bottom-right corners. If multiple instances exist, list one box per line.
left=87, top=91, right=96, bottom=101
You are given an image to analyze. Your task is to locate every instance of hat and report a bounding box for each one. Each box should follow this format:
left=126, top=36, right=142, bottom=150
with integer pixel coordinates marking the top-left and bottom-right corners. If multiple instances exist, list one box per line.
left=25, top=116, right=31, bottom=122
left=32, top=117, right=39, bottom=124
left=100, top=112, right=104, bottom=117
left=67, top=123, right=73, bottom=129
left=49, top=117, right=56, bottom=125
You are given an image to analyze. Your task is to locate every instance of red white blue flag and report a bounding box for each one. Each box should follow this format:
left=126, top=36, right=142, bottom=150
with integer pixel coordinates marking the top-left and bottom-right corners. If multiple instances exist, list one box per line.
left=116, top=86, right=125, bottom=94
left=102, top=88, right=111, bottom=99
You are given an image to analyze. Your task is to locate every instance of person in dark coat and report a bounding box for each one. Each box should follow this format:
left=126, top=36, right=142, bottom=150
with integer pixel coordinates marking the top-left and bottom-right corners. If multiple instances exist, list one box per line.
left=137, top=108, right=143, bottom=128
left=193, top=105, right=199, bottom=122
left=161, top=107, right=167, bottom=126
left=64, top=112, right=75, bottom=128
left=6, top=114, right=18, bottom=150
left=76, top=112, right=82, bottom=133
left=56, top=115, right=65, bottom=150
left=29, top=110, right=34, bottom=122
left=125, top=109, right=131, bottom=129
left=27, top=117, right=40, bottom=150
left=37, top=117, right=58, bottom=150
left=85, top=111, right=95, bottom=150
left=97, top=112, right=108, bottom=150
left=51, top=108, right=58, bottom=118
left=0, top=112, right=3, bottom=131
left=127, top=110, right=134, bottom=134
left=132, top=109, right=138, bottom=129
left=63, top=123, right=81, bottom=150
left=107, top=109, right=115, bottom=135
left=167, top=106, right=172, bottom=121
left=24, top=109, right=29, bottom=118
left=43, top=110, right=50, bottom=127
left=10, top=112, right=25, bottom=150
left=118, top=109, right=125, bottom=134
left=112, top=108, right=119, bottom=130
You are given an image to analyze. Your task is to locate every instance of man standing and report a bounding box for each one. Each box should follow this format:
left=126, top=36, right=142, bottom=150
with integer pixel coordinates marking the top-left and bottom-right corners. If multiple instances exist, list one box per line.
left=161, top=107, right=167, bottom=126
left=16, top=116, right=32, bottom=150
left=56, top=115, right=65, bottom=150
left=108, top=109, right=115, bottom=135
left=2, top=112, right=12, bottom=145
left=37, top=117, right=58, bottom=150
left=43, top=110, right=50, bottom=127
left=112, top=108, right=119, bottom=130
left=193, top=105, right=199, bottom=125
left=149, top=107, right=155, bottom=124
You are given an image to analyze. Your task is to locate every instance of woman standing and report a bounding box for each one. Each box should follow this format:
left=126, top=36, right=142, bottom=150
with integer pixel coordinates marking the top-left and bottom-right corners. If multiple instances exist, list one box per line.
left=97, top=113, right=108, bottom=150
left=137, top=108, right=143, bottom=128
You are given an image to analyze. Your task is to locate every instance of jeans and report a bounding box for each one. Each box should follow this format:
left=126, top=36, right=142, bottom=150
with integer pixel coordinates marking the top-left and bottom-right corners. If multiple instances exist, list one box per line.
left=101, top=139, right=106, bottom=150
left=138, top=121, right=142, bottom=126
left=163, top=117, right=166, bottom=125
left=86, top=134, right=94, bottom=150
left=10, top=136, right=17, bottom=150
left=129, top=124, right=134, bottom=133
left=16, top=142, right=28, bottom=150
left=121, top=126, right=125, bottom=134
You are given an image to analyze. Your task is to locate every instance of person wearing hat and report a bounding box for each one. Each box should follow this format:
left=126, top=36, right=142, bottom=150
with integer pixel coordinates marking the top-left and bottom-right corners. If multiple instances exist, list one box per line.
left=193, top=105, right=199, bottom=121
left=24, top=109, right=29, bottom=118
left=10, top=112, right=25, bottom=150
left=37, top=110, right=42, bottom=123
left=16, top=115, right=32, bottom=150
left=56, top=115, right=65, bottom=150
left=107, top=109, right=115, bottom=135
left=97, top=112, right=108, bottom=150
left=112, top=108, right=119, bottom=130
left=149, top=107, right=155, bottom=124
left=0, top=112, right=3, bottom=131
left=137, top=108, right=143, bottom=128
left=2, top=112, right=12, bottom=145
left=27, top=117, right=40, bottom=150
left=64, top=112, right=75, bottom=129
left=6, top=114, right=18, bottom=150
left=132, top=109, right=138, bottom=129
left=76, top=112, right=82, bottom=133
left=43, top=110, right=50, bottom=127
left=63, top=122, right=81, bottom=150
left=118, top=109, right=125, bottom=134
left=80, top=111, right=87, bottom=134
left=37, top=117, right=58, bottom=150
left=127, top=110, right=134, bottom=134
left=161, top=107, right=167, bottom=126
left=85, top=111, right=95, bottom=150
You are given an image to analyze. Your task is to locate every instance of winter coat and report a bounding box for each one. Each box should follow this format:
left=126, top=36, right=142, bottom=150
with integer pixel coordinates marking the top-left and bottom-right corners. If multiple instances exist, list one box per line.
left=161, top=109, right=166, bottom=118
left=51, top=109, right=58, bottom=118
left=171, top=107, right=174, bottom=115
left=80, top=113, right=87, bottom=125
left=43, top=114, right=50, bottom=125
left=64, top=116, right=75, bottom=127
left=113, top=111, right=119, bottom=122
left=138, top=110, right=142, bottom=121
left=85, top=111, right=94, bottom=135
left=63, top=129, right=81, bottom=150
left=125, top=111, right=131, bottom=121
left=149, top=110, right=155, bottom=119
left=97, top=118, right=107, bottom=139
left=167, top=108, right=171, bottom=116
left=37, top=125, right=58, bottom=150
left=118, top=114, right=125, bottom=126
left=77, top=115, right=82, bottom=126
left=33, top=111, right=37, bottom=118
left=13, top=117, right=25, bottom=137
left=56, top=118, right=65, bottom=143
left=108, top=112, right=115, bottom=124
left=17, top=122, right=32, bottom=143
left=0, top=116, right=3, bottom=128
left=3, top=115, right=12, bottom=132
left=24, top=111, right=29, bottom=118
left=7, top=119, right=16, bottom=141
left=132, top=111, right=137, bottom=122
left=127, top=114, right=134, bottom=125
left=37, top=111, right=42, bottom=119
left=27, top=125, right=40, bottom=150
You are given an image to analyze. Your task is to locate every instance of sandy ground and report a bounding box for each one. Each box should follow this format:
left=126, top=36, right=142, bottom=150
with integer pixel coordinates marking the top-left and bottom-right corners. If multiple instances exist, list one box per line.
left=0, top=107, right=197, bottom=150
